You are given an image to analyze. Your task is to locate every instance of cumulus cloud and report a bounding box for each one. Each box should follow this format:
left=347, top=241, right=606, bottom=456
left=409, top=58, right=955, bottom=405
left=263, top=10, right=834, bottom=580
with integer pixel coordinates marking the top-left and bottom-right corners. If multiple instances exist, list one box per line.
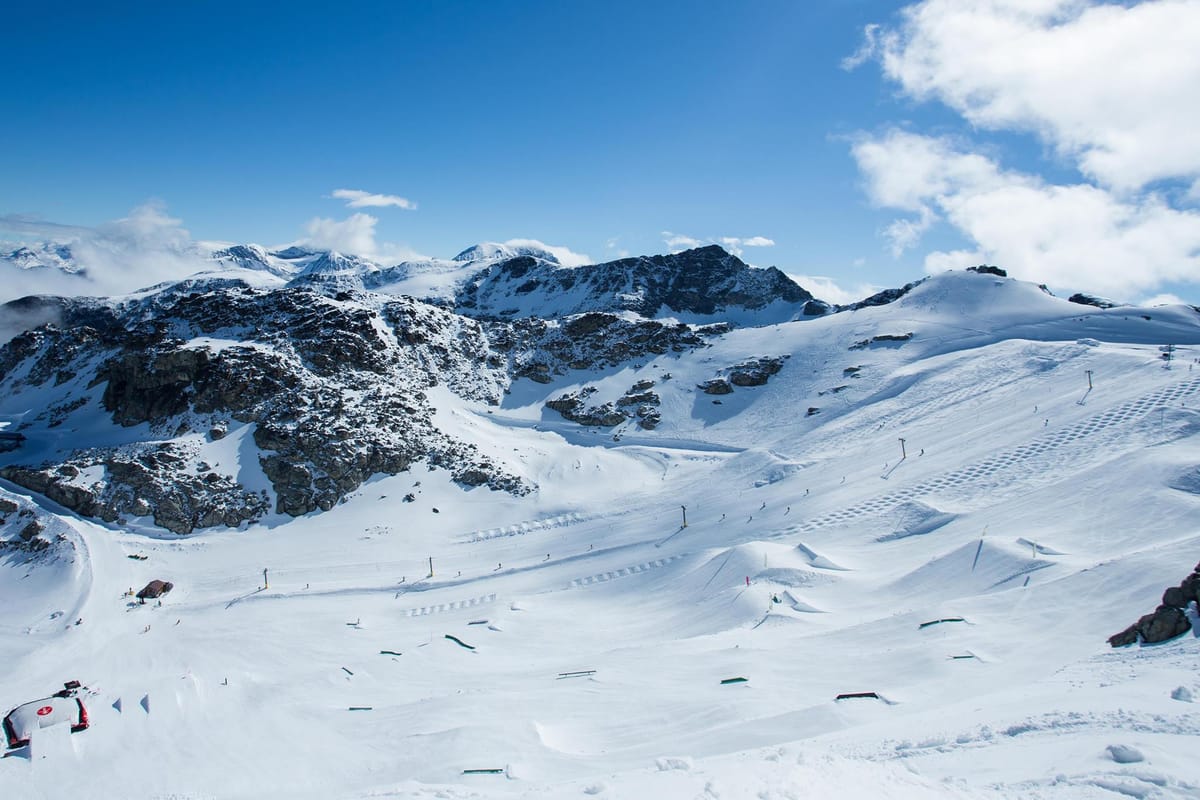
left=786, top=273, right=883, bottom=306
left=298, top=212, right=425, bottom=263
left=847, top=1, right=1200, bottom=299
left=863, top=0, right=1200, bottom=191
left=662, top=231, right=703, bottom=250
left=852, top=130, right=1200, bottom=297
left=0, top=201, right=214, bottom=302
left=663, top=231, right=775, bottom=256
left=330, top=188, right=417, bottom=210
left=882, top=207, right=937, bottom=258
left=303, top=213, right=380, bottom=255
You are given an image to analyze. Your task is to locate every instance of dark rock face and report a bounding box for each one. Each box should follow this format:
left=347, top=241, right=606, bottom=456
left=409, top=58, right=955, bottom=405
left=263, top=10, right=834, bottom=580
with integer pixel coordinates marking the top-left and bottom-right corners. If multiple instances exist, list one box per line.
left=2, top=266, right=729, bottom=533
left=0, top=502, right=56, bottom=554
left=457, top=245, right=822, bottom=319
left=546, top=387, right=630, bottom=427
left=1141, top=606, right=1191, bottom=642
left=0, top=283, right=528, bottom=532
left=728, top=357, right=785, bottom=387
left=850, top=333, right=914, bottom=351
left=697, top=356, right=786, bottom=395
left=1, top=445, right=271, bottom=534
left=967, top=265, right=1007, bottom=277
left=491, top=313, right=711, bottom=385
left=1068, top=293, right=1118, bottom=309
left=698, top=379, right=734, bottom=395
left=635, top=405, right=661, bottom=429
left=1109, top=561, right=1200, bottom=646
left=842, top=280, right=925, bottom=311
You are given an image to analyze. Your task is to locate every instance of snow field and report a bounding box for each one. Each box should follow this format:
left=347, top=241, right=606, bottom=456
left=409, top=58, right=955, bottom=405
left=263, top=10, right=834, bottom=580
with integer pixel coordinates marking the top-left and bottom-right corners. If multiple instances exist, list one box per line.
left=3, top=273, right=1200, bottom=797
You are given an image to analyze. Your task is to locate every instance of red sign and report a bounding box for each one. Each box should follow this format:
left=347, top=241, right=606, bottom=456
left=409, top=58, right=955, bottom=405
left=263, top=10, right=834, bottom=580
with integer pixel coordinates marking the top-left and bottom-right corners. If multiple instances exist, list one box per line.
left=36, top=705, right=54, bottom=716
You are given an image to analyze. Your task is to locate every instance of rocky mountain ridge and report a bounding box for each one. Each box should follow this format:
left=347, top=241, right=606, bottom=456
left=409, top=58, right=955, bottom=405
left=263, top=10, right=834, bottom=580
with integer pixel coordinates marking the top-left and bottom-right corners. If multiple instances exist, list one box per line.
left=2, top=243, right=1158, bottom=536
left=0, top=258, right=742, bottom=531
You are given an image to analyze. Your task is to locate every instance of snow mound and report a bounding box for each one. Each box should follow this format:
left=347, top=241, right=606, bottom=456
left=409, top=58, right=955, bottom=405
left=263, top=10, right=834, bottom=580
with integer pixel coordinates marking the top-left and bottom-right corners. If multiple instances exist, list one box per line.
left=1105, top=743, right=1145, bottom=763
left=876, top=500, right=958, bottom=542
left=888, top=538, right=1051, bottom=600
left=1166, top=466, right=1200, bottom=495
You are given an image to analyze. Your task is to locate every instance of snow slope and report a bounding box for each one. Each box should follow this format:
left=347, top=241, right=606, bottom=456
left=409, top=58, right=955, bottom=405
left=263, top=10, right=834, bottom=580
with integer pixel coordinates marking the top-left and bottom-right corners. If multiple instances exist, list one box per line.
left=2, top=270, right=1199, bottom=799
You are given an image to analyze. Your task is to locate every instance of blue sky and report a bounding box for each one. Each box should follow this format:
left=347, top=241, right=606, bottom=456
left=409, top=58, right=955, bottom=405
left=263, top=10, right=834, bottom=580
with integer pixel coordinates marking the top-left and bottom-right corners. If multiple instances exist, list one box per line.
left=3, top=1, right=1199, bottom=303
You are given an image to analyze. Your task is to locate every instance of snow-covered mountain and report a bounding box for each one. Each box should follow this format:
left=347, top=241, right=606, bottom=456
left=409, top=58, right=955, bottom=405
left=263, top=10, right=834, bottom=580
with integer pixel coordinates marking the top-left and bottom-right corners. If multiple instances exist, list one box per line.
left=452, top=244, right=830, bottom=321
left=1, top=250, right=1199, bottom=799
left=0, top=243, right=82, bottom=274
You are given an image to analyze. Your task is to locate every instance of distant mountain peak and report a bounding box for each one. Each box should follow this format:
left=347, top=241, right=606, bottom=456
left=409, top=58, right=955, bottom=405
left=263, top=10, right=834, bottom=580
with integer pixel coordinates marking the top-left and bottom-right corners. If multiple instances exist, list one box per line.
left=1, top=242, right=82, bottom=274
left=454, top=243, right=827, bottom=320
left=453, top=242, right=563, bottom=265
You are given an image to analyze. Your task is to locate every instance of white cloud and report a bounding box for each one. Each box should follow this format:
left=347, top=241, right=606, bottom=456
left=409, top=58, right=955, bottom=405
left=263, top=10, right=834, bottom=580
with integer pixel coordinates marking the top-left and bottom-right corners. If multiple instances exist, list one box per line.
left=841, top=23, right=882, bottom=70
left=502, top=238, right=592, bottom=267
left=331, top=189, right=417, bottom=210
left=922, top=249, right=986, bottom=274
left=295, top=213, right=425, bottom=263
left=882, top=207, right=937, bottom=257
left=0, top=201, right=213, bottom=302
left=785, top=273, right=883, bottom=306
left=662, top=231, right=704, bottom=250
left=868, top=0, right=1200, bottom=191
left=605, top=238, right=631, bottom=259
left=665, top=231, right=775, bottom=256
left=303, top=213, right=381, bottom=255
left=1140, top=292, right=1188, bottom=307
left=852, top=130, right=1200, bottom=297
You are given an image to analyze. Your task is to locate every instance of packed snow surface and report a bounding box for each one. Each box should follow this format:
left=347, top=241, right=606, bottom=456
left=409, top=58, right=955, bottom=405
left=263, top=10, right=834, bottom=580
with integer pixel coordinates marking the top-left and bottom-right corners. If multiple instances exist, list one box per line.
left=2, top=271, right=1200, bottom=798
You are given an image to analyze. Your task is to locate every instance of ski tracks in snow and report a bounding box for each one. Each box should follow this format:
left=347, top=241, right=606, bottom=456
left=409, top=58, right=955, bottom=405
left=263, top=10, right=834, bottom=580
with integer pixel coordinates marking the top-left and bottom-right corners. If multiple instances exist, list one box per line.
left=778, top=375, right=1200, bottom=539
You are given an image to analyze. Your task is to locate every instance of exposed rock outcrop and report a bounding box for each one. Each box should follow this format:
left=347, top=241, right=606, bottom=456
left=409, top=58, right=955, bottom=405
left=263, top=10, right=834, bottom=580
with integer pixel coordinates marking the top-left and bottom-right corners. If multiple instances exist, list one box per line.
left=0, top=284, right=527, bottom=531
left=546, top=387, right=630, bottom=427
left=729, top=356, right=785, bottom=387
left=1068, top=293, right=1119, bottom=309
left=1108, top=561, right=1200, bottom=646
left=698, top=379, right=734, bottom=395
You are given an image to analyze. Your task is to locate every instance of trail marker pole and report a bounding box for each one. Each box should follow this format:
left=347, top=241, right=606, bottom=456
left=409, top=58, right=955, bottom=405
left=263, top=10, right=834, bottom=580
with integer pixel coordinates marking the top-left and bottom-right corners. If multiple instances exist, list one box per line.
left=898, top=438, right=907, bottom=460
left=1086, top=370, right=1093, bottom=389
left=428, top=557, right=434, bottom=578
left=263, top=568, right=268, bottom=590
left=681, top=505, right=687, bottom=528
